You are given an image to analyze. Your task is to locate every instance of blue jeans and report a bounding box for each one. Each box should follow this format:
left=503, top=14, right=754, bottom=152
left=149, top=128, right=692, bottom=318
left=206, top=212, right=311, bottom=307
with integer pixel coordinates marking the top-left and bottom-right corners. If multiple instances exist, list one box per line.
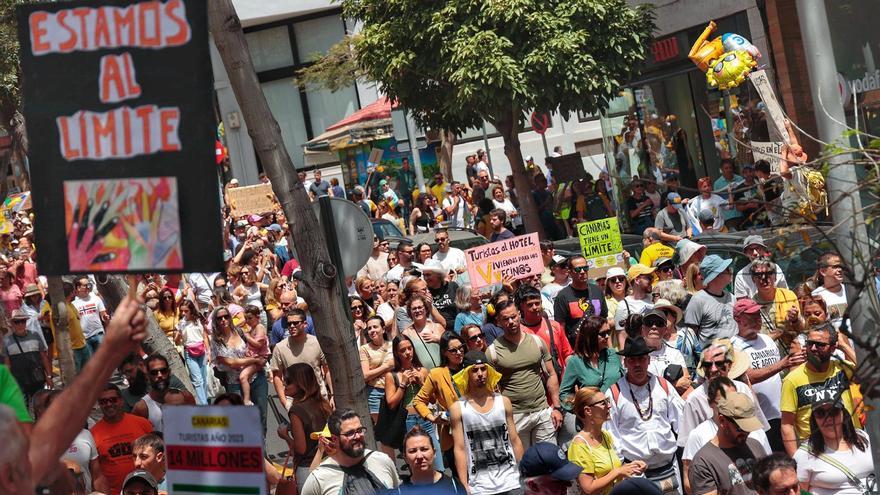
left=226, top=371, right=268, bottom=433
left=85, top=332, right=104, bottom=355
left=184, top=352, right=209, bottom=405
left=73, top=346, right=91, bottom=372
left=406, top=413, right=444, bottom=471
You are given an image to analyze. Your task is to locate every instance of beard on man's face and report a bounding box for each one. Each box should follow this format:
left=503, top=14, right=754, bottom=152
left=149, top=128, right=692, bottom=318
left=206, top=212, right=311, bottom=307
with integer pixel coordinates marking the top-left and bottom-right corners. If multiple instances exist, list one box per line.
left=129, top=371, right=149, bottom=396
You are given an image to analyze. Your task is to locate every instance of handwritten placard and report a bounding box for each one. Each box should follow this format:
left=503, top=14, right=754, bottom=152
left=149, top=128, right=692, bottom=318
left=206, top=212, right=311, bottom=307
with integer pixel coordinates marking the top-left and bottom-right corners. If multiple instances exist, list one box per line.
left=465, top=233, right=543, bottom=289
left=228, top=183, right=278, bottom=217
left=750, top=141, right=783, bottom=174
left=577, top=217, right=623, bottom=268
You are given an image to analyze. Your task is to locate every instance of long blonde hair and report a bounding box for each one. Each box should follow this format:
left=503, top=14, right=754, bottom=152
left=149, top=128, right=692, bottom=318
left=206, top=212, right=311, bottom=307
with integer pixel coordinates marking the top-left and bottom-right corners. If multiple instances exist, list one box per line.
left=683, top=263, right=703, bottom=294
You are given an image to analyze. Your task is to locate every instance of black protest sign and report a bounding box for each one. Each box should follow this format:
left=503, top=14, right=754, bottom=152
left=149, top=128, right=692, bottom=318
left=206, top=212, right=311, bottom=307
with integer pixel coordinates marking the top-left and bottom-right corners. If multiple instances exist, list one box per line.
left=18, top=0, right=222, bottom=275
left=547, top=152, right=587, bottom=183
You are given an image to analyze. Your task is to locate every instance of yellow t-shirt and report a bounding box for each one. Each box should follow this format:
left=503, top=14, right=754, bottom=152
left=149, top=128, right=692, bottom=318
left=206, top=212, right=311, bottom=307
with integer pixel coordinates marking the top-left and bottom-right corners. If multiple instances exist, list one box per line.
left=43, top=301, right=86, bottom=350
left=780, top=361, right=861, bottom=439
left=755, top=288, right=800, bottom=335
left=568, top=430, right=622, bottom=495
left=154, top=310, right=179, bottom=339
left=639, top=242, right=675, bottom=269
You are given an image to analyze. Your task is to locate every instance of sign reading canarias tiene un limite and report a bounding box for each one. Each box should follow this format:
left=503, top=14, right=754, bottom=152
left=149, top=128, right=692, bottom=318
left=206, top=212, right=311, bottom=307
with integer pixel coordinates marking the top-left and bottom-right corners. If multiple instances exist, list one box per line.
left=465, top=233, right=543, bottom=289
left=577, top=217, right=623, bottom=268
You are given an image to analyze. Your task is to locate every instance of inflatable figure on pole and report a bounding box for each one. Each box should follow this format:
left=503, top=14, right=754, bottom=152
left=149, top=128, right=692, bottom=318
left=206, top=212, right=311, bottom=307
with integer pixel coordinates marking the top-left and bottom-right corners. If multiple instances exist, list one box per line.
left=688, top=21, right=760, bottom=90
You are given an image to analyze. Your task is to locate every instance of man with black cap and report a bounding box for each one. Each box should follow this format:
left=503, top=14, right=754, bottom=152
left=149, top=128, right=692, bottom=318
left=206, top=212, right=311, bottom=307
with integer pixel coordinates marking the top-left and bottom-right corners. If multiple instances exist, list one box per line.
left=733, top=235, right=788, bottom=299
left=606, top=336, right=684, bottom=494
left=654, top=192, right=691, bottom=242
left=688, top=392, right=767, bottom=495
left=121, top=470, right=159, bottom=495
left=520, top=442, right=582, bottom=495
left=450, top=350, right=523, bottom=494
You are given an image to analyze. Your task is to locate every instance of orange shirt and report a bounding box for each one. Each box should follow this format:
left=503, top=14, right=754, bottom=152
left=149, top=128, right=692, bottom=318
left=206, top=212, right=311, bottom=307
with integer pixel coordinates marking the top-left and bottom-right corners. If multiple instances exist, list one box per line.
left=521, top=317, right=573, bottom=374
left=90, top=413, right=153, bottom=494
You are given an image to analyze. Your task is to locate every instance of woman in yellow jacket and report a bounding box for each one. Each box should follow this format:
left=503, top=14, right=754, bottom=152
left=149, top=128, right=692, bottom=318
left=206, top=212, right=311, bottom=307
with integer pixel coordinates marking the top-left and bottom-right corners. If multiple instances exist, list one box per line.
left=412, top=331, right=466, bottom=472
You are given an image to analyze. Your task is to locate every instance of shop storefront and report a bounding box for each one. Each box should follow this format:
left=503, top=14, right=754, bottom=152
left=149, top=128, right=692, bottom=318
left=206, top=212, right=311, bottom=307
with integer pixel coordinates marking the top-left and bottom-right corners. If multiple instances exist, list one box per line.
left=599, top=11, right=772, bottom=206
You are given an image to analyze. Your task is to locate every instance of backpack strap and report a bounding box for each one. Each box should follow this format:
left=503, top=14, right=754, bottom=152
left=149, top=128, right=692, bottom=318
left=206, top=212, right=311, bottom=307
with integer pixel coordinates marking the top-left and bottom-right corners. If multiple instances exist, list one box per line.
left=657, top=376, right=670, bottom=395
left=610, top=383, right=621, bottom=404
left=541, top=316, right=563, bottom=380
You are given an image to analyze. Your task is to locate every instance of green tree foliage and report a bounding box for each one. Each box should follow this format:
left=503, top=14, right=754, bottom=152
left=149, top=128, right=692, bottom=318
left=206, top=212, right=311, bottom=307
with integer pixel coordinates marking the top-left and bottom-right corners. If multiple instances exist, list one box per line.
left=295, top=34, right=365, bottom=92
left=343, top=0, right=654, bottom=236
left=0, top=0, right=26, bottom=122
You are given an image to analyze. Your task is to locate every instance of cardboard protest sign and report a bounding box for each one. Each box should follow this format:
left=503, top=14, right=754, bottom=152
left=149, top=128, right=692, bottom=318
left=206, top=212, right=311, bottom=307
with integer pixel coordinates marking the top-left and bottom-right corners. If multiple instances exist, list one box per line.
left=18, top=0, right=222, bottom=274
left=465, top=233, right=543, bottom=289
left=749, top=70, right=791, bottom=145
left=228, top=183, right=278, bottom=217
left=164, top=405, right=266, bottom=495
left=577, top=217, right=624, bottom=268
left=546, top=152, right=587, bottom=183
left=750, top=141, right=783, bottom=174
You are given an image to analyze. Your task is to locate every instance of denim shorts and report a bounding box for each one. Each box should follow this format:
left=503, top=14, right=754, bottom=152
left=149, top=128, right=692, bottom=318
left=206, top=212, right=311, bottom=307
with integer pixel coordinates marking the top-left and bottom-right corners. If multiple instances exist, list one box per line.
left=368, top=386, right=384, bottom=414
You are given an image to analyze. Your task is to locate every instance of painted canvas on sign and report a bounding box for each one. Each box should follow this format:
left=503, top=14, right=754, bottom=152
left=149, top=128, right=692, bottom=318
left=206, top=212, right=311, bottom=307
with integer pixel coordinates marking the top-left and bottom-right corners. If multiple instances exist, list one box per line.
left=63, top=177, right=183, bottom=272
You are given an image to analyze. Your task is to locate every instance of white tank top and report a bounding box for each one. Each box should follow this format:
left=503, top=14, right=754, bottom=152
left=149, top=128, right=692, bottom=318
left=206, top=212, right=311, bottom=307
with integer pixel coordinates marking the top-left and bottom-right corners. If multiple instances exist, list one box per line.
left=242, top=283, right=263, bottom=309
left=142, top=394, right=163, bottom=432
left=459, top=394, right=520, bottom=494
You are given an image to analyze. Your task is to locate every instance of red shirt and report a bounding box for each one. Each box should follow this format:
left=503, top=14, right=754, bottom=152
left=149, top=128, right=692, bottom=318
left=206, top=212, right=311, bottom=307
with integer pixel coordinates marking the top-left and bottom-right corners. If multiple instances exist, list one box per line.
left=520, top=317, right=572, bottom=374
left=90, top=413, right=153, bottom=495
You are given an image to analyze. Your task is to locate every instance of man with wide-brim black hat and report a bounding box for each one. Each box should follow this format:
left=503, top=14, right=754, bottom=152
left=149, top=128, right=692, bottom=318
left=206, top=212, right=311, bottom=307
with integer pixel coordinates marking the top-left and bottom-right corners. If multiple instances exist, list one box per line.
left=606, top=337, right=684, bottom=495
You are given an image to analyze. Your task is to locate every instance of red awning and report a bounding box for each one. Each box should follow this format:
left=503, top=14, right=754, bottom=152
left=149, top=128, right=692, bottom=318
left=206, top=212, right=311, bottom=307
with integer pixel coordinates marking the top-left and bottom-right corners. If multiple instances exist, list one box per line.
left=325, top=96, right=396, bottom=131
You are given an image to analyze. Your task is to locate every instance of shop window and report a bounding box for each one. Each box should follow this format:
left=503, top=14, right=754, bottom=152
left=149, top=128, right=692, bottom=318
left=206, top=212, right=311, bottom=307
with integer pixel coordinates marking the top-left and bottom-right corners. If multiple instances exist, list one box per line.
left=294, top=16, right=346, bottom=62
left=261, top=78, right=309, bottom=166
left=245, top=27, right=295, bottom=73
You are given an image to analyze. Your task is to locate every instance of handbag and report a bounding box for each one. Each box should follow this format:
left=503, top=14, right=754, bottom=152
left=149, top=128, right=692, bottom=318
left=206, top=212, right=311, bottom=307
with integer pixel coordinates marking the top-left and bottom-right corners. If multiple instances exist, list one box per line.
left=274, top=450, right=298, bottom=495
left=374, top=373, right=408, bottom=450
left=800, top=444, right=879, bottom=494
left=185, top=341, right=206, bottom=357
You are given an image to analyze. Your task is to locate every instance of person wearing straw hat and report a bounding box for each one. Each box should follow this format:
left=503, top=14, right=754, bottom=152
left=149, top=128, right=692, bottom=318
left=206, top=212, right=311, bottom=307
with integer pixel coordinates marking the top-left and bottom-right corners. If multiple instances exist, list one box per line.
left=688, top=392, right=768, bottom=495
left=450, top=350, right=523, bottom=494
left=606, top=337, right=684, bottom=495
left=731, top=298, right=805, bottom=453
left=3, top=309, right=51, bottom=399
left=683, top=255, right=737, bottom=347
left=677, top=340, right=770, bottom=453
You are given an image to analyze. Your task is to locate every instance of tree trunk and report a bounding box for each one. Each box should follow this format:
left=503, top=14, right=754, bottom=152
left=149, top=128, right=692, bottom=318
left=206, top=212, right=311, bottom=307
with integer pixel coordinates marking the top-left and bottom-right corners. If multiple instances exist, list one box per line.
left=95, top=275, right=194, bottom=394
left=494, top=110, right=545, bottom=238
left=46, top=277, right=76, bottom=386
left=438, top=129, right=455, bottom=181
left=209, top=0, right=374, bottom=445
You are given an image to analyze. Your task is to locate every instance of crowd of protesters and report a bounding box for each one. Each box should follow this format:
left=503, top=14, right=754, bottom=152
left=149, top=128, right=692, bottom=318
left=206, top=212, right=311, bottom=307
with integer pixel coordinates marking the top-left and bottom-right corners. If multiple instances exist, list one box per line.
left=0, top=146, right=877, bottom=495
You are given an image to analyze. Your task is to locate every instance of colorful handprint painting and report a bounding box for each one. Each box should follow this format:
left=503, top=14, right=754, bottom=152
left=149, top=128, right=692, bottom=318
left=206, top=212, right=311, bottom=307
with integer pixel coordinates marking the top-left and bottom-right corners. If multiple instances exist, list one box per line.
left=63, top=177, right=183, bottom=272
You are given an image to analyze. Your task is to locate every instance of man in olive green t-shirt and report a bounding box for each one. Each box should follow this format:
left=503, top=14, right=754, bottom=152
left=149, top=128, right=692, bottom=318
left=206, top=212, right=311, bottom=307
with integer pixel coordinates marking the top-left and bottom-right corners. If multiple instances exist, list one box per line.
left=486, top=300, right=563, bottom=449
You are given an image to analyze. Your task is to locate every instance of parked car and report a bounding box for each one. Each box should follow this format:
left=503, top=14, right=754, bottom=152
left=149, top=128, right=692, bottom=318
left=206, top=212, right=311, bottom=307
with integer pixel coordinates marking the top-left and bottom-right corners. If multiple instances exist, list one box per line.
left=371, top=218, right=404, bottom=240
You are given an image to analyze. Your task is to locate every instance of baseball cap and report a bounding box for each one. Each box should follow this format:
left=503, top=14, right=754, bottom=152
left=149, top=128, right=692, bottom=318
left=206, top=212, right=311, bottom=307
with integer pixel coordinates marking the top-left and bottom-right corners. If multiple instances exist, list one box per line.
left=742, top=235, right=767, bottom=250
left=717, top=392, right=763, bottom=432
left=525, top=155, right=534, bottom=162
left=520, top=442, right=582, bottom=481
left=733, top=298, right=762, bottom=317
left=664, top=171, right=679, bottom=181
left=234, top=219, right=249, bottom=228
left=267, top=224, right=282, bottom=232
left=742, top=163, right=755, bottom=170
left=379, top=179, right=387, bottom=186
left=122, top=470, right=158, bottom=492
left=699, top=255, right=733, bottom=285
left=642, top=309, right=667, bottom=327
left=229, top=178, right=239, bottom=185
left=462, top=350, right=489, bottom=368
left=626, top=263, right=655, bottom=281
left=550, top=255, right=568, bottom=267
left=666, top=192, right=683, bottom=209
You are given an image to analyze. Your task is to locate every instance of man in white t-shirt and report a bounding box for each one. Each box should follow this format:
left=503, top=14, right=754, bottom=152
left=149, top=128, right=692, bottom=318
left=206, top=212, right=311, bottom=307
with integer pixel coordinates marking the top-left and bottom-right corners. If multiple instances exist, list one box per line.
left=642, top=309, right=692, bottom=397
left=733, top=235, right=788, bottom=299
left=301, top=409, right=399, bottom=495
left=185, top=272, right=218, bottom=315
left=72, top=276, right=108, bottom=355
left=442, top=181, right=470, bottom=228
left=431, top=228, right=466, bottom=274
left=731, top=297, right=805, bottom=453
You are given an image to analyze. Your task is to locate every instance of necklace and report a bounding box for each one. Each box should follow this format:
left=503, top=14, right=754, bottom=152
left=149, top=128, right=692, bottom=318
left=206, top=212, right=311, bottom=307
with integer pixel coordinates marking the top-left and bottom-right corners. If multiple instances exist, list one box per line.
left=628, top=380, right=653, bottom=420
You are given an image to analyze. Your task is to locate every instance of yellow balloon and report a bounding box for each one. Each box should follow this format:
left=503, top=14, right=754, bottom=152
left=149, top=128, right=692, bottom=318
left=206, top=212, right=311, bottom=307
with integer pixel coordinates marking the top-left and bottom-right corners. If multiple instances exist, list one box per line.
left=706, top=50, right=757, bottom=90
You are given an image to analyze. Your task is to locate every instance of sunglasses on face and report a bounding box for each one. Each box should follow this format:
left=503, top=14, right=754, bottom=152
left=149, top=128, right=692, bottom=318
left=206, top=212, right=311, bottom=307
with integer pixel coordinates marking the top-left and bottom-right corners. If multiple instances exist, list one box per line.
left=287, top=320, right=305, bottom=326
left=149, top=367, right=170, bottom=376
left=588, top=397, right=611, bottom=408
left=805, top=340, right=830, bottom=349
left=447, top=345, right=465, bottom=354
left=658, top=266, right=674, bottom=273
left=597, top=330, right=612, bottom=338
left=608, top=277, right=625, bottom=284
left=813, top=406, right=842, bottom=419
left=217, top=314, right=231, bottom=320
left=572, top=266, right=589, bottom=273
left=701, top=360, right=729, bottom=370
left=467, top=333, right=485, bottom=341
left=751, top=272, right=775, bottom=280
left=98, top=397, right=119, bottom=405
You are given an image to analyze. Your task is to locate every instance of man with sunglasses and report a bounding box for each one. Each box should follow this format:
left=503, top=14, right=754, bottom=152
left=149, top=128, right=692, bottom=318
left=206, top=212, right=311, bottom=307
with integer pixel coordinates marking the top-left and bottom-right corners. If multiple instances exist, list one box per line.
left=688, top=392, right=767, bottom=495
left=749, top=259, right=801, bottom=340
left=132, top=355, right=194, bottom=432
left=678, top=341, right=770, bottom=456
left=612, top=264, right=655, bottom=339
left=91, top=384, right=153, bottom=495
left=270, top=308, right=330, bottom=409
left=302, top=408, right=398, bottom=495
left=733, top=235, right=788, bottom=299
left=553, top=255, right=607, bottom=344
left=359, top=236, right=390, bottom=281
left=431, top=228, right=466, bottom=275
left=385, top=239, right=416, bottom=283
left=780, top=324, right=861, bottom=456
left=731, top=298, right=805, bottom=453
left=73, top=275, right=109, bottom=355
left=809, top=252, right=848, bottom=329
